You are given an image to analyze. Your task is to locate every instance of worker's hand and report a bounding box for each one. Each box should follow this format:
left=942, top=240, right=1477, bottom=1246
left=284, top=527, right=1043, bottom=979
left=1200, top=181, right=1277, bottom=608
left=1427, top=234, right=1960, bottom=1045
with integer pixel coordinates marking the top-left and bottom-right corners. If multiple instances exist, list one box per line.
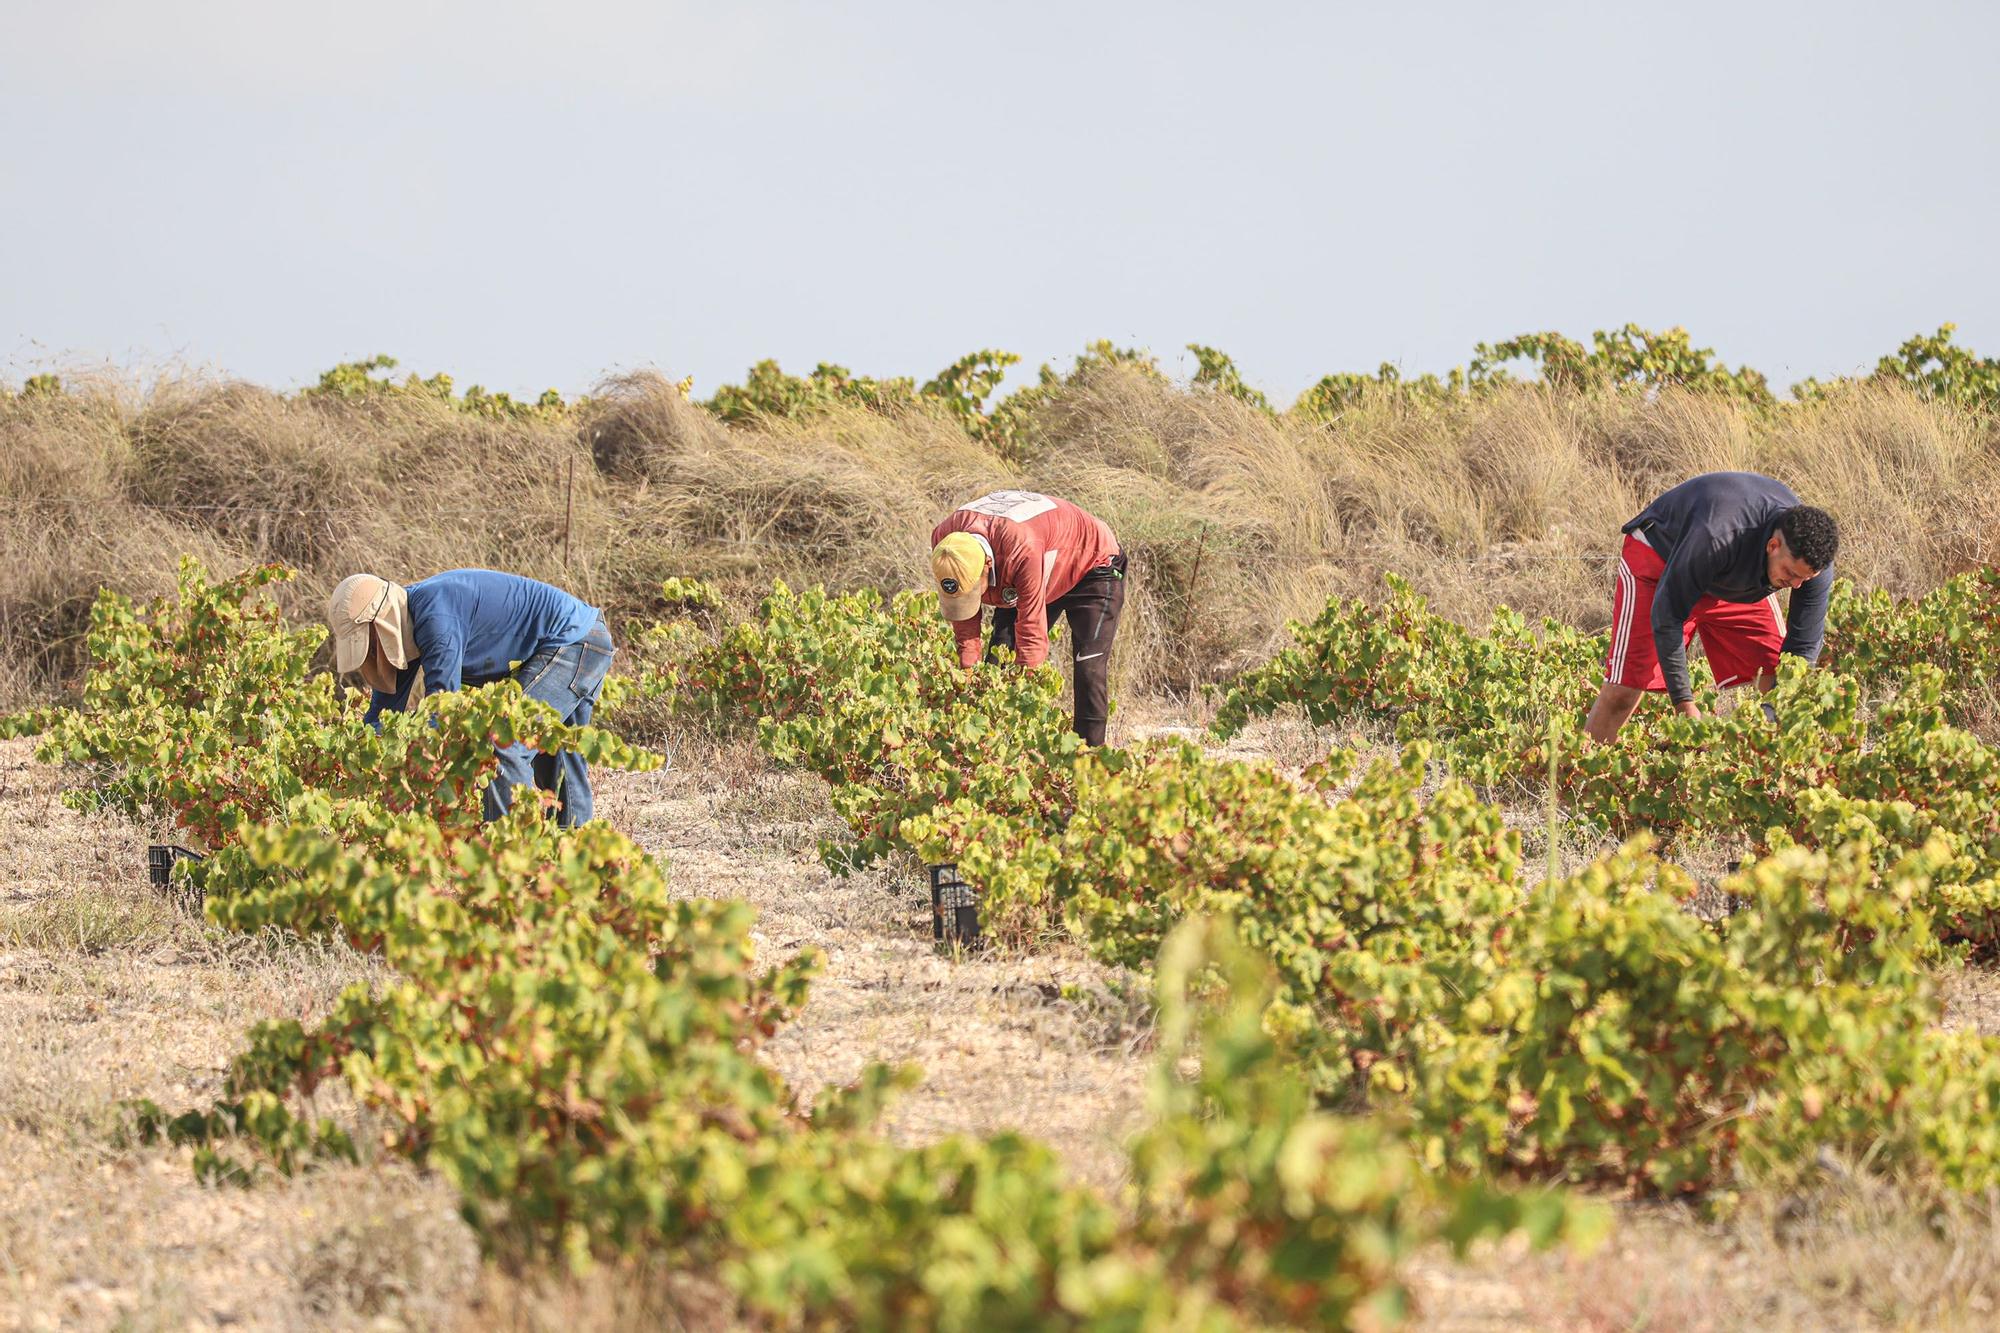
left=1675, top=700, right=1702, bottom=720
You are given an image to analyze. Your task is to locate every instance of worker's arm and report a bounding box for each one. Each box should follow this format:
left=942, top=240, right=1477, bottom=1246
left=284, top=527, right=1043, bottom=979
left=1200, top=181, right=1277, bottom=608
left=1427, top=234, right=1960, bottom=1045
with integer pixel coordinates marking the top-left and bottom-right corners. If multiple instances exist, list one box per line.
left=1651, top=545, right=1713, bottom=710
left=419, top=628, right=465, bottom=696
left=364, top=629, right=464, bottom=732
left=1781, top=565, right=1834, bottom=664
left=362, top=663, right=419, bottom=730
left=951, top=614, right=984, bottom=668
left=1005, top=553, right=1052, bottom=669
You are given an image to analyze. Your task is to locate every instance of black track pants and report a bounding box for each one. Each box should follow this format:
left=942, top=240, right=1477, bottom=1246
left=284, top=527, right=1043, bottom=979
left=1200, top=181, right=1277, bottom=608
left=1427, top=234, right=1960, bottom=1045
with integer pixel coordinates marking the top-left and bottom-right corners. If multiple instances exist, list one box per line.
left=987, top=554, right=1127, bottom=745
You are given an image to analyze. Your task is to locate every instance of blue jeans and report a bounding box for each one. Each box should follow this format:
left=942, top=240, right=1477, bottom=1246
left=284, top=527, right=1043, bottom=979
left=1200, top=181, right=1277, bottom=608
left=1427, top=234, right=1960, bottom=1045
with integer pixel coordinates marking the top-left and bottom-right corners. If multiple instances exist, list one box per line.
left=482, top=618, right=614, bottom=828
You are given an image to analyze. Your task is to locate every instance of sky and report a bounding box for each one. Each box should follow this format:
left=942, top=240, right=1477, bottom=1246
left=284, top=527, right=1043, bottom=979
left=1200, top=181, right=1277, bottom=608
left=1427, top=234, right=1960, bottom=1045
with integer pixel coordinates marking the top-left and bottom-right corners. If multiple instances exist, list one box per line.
left=4, top=0, right=1997, bottom=404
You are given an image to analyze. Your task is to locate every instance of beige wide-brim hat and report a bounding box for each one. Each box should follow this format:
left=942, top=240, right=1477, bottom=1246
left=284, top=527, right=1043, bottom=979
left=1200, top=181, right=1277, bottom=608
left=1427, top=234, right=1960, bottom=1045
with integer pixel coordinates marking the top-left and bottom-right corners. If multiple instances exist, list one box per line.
left=327, top=574, right=412, bottom=684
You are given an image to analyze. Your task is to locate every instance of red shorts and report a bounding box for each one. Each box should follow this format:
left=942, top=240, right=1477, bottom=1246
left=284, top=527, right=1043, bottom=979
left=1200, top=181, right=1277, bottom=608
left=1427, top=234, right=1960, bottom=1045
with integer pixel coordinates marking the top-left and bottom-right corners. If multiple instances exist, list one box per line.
left=1605, top=533, right=1784, bottom=691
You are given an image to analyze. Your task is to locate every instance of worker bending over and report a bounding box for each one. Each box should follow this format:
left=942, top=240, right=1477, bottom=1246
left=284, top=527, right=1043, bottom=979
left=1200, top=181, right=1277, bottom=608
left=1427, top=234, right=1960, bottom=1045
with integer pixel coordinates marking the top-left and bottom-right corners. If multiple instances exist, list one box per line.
left=326, top=568, right=615, bottom=825
left=1586, top=471, right=1839, bottom=743
left=930, top=491, right=1126, bottom=745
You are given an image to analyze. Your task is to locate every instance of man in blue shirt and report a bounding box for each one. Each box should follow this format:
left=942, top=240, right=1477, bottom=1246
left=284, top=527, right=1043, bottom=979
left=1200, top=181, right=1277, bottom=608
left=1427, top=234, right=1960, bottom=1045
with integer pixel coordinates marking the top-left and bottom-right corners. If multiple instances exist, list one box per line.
left=326, top=569, right=615, bottom=826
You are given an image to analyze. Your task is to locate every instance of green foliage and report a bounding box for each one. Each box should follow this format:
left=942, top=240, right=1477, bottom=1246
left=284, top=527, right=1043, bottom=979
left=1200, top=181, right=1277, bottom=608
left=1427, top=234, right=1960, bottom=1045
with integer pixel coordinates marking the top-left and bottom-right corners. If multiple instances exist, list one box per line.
left=1210, top=574, right=2000, bottom=946
left=1400, top=836, right=2000, bottom=1194
left=1292, top=363, right=1467, bottom=422
left=1120, top=917, right=1601, bottom=1329
left=1018, top=340, right=1161, bottom=394
left=305, top=354, right=568, bottom=421
left=912, top=721, right=2000, bottom=1194
left=920, top=348, right=1022, bottom=436
left=644, top=577, right=2000, bottom=1199
left=635, top=582, right=1083, bottom=876
left=308, top=353, right=405, bottom=398
left=702, top=347, right=1035, bottom=450
left=1796, top=324, right=2000, bottom=410
left=702, top=358, right=920, bottom=424
left=142, top=803, right=829, bottom=1268
left=1821, top=569, right=2000, bottom=701
left=657, top=575, right=725, bottom=614
left=67, top=546, right=2000, bottom=1312
left=36, top=557, right=657, bottom=857
left=44, top=558, right=1597, bottom=1326
left=675, top=325, right=2000, bottom=449
left=1870, top=324, right=2000, bottom=409
left=1468, top=325, right=1773, bottom=403
left=1187, top=344, right=1273, bottom=413
left=927, top=728, right=2000, bottom=1194
left=1287, top=324, right=1778, bottom=419
left=906, top=742, right=1517, bottom=1042
left=0, top=371, right=63, bottom=403
left=1209, top=574, right=1607, bottom=785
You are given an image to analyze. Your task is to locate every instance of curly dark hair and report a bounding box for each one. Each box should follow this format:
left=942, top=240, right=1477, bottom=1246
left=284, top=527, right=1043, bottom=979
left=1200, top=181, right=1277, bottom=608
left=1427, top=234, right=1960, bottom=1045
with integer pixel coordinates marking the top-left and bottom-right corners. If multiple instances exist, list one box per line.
left=1779, top=505, right=1840, bottom=571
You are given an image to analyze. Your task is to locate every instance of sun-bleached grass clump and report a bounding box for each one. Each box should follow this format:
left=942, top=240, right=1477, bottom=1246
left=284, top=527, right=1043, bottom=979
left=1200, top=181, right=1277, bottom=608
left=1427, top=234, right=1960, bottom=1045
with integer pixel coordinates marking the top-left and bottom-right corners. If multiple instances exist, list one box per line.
left=4, top=363, right=1996, bottom=708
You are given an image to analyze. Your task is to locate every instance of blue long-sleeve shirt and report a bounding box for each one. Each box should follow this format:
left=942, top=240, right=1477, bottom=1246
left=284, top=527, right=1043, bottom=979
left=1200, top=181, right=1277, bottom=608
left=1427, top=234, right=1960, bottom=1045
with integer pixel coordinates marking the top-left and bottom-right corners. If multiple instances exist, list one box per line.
left=363, top=570, right=600, bottom=725
left=1623, top=472, right=1833, bottom=705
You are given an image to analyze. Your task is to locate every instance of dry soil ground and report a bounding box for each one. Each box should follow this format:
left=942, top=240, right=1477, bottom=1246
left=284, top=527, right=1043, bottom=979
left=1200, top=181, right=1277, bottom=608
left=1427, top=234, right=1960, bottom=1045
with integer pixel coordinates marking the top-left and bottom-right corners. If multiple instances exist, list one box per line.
left=7, top=726, right=2000, bottom=1332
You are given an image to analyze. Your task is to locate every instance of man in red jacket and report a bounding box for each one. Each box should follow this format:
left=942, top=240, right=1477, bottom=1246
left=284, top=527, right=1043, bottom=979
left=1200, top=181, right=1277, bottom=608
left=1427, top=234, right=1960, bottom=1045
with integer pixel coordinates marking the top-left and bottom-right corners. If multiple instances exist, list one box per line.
left=930, top=490, right=1127, bottom=745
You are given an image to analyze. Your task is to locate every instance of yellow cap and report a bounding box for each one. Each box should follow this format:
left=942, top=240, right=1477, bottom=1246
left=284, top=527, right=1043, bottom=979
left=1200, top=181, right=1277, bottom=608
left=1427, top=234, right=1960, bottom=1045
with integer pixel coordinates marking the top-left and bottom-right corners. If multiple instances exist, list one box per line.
left=931, top=533, right=988, bottom=621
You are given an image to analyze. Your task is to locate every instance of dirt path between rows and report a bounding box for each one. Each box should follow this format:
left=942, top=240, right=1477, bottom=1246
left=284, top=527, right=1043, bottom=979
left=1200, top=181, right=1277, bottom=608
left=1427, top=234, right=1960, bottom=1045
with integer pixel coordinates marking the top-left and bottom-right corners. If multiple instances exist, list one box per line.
left=594, top=746, right=1156, bottom=1194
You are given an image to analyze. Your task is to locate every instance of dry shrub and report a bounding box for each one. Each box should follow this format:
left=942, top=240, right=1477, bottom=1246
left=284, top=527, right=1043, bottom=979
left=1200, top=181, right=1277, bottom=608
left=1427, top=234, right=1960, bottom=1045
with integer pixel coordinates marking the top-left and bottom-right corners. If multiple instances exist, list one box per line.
left=585, top=370, right=727, bottom=483
left=4, top=366, right=1999, bottom=707
left=462, top=1259, right=733, bottom=1333
left=1528, top=1177, right=2000, bottom=1332
left=583, top=372, right=1010, bottom=592
left=1, top=385, right=244, bottom=697
left=1759, top=383, right=2000, bottom=588
left=116, top=378, right=613, bottom=640
left=360, top=402, right=606, bottom=594
left=129, top=378, right=390, bottom=567
left=288, top=1184, right=480, bottom=1324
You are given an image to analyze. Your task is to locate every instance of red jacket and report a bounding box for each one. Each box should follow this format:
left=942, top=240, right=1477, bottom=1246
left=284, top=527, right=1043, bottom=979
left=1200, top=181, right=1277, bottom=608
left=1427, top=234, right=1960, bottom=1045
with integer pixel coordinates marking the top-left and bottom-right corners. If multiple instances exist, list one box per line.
left=931, top=492, right=1118, bottom=668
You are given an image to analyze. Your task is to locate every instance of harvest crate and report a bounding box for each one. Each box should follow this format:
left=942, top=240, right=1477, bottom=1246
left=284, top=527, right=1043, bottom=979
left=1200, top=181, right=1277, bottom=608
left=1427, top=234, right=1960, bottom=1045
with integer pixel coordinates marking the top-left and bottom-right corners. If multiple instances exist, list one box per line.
left=928, top=864, right=979, bottom=946
left=146, top=844, right=205, bottom=897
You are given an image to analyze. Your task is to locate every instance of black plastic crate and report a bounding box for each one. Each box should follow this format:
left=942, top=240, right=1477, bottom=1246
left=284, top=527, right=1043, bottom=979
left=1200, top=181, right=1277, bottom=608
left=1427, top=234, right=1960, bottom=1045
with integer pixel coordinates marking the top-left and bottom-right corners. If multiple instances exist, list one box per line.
left=146, top=844, right=205, bottom=894
left=928, top=863, right=979, bottom=946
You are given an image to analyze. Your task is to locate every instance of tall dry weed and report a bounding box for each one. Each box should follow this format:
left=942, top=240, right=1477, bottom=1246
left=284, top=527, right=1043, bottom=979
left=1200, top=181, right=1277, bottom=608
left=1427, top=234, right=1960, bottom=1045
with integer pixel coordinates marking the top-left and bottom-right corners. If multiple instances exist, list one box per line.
left=4, top=367, right=1996, bottom=707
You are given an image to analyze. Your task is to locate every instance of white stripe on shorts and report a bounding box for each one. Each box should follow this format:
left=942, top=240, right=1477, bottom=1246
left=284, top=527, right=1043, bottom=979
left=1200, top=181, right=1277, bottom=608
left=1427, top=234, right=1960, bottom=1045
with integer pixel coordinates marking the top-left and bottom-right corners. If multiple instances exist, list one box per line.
left=1608, top=558, right=1636, bottom=683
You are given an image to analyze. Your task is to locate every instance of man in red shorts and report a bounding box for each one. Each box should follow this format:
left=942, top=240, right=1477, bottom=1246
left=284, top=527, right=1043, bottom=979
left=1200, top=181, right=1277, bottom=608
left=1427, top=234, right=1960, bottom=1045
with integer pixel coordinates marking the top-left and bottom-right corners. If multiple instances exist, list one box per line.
left=1585, top=471, right=1840, bottom=743
left=930, top=490, right=1126, bottom=745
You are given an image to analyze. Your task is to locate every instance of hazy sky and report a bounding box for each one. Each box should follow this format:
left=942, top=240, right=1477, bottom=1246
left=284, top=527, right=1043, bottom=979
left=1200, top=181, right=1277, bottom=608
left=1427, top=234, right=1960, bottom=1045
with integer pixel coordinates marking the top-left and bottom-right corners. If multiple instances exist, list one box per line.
left=5, top=1, right=1996, bottom=403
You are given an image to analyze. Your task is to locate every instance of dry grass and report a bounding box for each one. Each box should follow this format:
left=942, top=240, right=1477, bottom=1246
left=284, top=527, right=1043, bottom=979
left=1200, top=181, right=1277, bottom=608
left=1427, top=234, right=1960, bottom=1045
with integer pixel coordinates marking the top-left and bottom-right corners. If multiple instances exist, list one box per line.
left=7, top=369, right=1997, bottom=708
left=1461, top=1181, right=2000, bottom=1332
left=0, top=736, right=477, bottom=1331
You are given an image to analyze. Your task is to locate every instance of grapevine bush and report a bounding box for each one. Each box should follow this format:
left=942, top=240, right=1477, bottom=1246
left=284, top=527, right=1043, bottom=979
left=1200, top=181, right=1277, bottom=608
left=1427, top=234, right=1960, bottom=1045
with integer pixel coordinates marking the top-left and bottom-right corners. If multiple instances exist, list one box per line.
left=648, top=579, right=2000, bottom=1200
left=631, top=581, right=1086, bottom=877
left=36, top=551, right=2000, bottom=1320
left=1211, top=575, right=2000, bottom=944
left=18, top=559, right=1589, bottom=1329
left=908, top=739, right=2000, bottom=1195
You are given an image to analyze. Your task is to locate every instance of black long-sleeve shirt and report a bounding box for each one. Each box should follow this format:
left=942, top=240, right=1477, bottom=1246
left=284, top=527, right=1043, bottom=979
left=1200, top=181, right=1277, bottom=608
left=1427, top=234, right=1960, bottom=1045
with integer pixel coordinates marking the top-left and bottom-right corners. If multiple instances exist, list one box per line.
left=1622, top=472, right=1833, bottom=705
